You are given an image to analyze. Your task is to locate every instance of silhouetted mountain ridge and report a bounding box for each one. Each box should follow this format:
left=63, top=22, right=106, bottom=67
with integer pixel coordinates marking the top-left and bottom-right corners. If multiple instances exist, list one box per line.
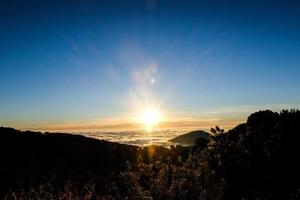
left=0, top=127, right=139, bottom=196
left=1, top=109, right=300, bottom=199
left=169, top=130, right=209, bottom=145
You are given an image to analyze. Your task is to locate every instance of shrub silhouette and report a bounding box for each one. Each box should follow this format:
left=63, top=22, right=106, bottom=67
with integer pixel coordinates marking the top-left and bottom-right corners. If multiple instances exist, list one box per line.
left=1, top=109, right=300, bottom=199
left=190, top=109, right=300, bottom=199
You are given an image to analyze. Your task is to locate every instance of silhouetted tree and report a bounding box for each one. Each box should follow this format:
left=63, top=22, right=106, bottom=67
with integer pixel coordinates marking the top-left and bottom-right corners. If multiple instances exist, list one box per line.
left=1, top=109, right=300, bottom=199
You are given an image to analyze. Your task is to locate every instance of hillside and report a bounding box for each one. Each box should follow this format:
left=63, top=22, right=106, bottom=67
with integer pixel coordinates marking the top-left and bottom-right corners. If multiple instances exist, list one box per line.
left=0, top=127, right=140, bottom=197
left=0, top=127, right=190, bottom=198
left=1, top=110, right=300, bottom=199
left=169, top=130, right=209, bottom=145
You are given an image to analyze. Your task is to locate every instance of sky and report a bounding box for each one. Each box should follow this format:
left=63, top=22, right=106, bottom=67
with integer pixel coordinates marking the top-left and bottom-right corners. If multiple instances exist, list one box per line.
left=0, top=0, right=300, bottom=131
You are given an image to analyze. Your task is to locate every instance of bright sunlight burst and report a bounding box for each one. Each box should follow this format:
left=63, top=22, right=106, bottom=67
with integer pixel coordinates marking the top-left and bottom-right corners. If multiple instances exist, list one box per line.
left=140, top=108, right=162, bottom=132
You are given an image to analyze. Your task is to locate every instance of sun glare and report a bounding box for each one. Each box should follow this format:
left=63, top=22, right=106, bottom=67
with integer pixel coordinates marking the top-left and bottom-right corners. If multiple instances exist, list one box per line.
left=140, top=108, right=161, bottom=132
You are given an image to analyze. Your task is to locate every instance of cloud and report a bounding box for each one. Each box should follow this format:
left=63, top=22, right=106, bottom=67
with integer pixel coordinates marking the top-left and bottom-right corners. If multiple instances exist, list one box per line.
left=13, top=104, right=298, bottom=133
left=24, top=114, right=241, bottom=133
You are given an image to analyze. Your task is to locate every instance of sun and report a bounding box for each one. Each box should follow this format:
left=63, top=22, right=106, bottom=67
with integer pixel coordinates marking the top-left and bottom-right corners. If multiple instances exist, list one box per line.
left=139, top=108, right=161, bottom=132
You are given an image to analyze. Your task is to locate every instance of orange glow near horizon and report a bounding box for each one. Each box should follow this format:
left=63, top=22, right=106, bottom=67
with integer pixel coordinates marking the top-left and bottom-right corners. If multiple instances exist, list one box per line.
left=139, top=108, right=162, bottom=132
left=9, top=115, right=243, bottom=133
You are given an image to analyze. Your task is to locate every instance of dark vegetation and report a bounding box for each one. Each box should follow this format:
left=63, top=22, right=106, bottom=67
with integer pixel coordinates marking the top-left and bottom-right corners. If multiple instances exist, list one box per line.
left=1, top=110, right=300, bottom=199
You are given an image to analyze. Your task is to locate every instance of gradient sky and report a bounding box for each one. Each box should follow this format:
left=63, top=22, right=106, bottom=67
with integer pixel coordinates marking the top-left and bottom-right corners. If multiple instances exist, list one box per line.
left=1, top=0, right=300, bottom=131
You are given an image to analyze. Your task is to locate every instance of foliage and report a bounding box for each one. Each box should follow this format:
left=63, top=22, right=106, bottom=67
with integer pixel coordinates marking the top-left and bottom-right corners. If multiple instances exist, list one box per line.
left=1, top=109, right=300, bottom=199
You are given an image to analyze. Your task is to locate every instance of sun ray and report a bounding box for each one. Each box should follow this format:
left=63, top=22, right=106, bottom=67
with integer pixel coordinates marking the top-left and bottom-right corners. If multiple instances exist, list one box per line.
left=139, top=108, right=162, bottom=132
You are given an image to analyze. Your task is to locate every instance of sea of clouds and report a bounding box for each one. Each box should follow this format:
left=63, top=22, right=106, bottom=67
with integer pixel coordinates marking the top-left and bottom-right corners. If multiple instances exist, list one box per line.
left=70, top=130, right=187, bottom=146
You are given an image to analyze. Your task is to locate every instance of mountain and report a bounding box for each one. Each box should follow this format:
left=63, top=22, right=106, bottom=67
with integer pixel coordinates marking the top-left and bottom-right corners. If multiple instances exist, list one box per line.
left=1, top=110, right=300, bottom=199
left=0, top=127, right=139, bottom=197
left=169, top=130, right=209, bottom=145
left=0, top=127, right=190, bottom=198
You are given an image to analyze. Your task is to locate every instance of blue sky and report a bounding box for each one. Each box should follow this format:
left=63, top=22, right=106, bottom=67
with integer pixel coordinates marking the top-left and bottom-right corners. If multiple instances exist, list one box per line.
left=1, top=0, right=300, bottom=131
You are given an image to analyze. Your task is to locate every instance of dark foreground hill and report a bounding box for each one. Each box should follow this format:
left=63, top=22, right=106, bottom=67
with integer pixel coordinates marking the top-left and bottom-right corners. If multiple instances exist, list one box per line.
left=0, top=128, right=139, bottom=197
left=1, top=109, right=300, bottom=200
left=169, top=130, right=209, bottom=145
left=0, top=127, right=190, bottom=199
